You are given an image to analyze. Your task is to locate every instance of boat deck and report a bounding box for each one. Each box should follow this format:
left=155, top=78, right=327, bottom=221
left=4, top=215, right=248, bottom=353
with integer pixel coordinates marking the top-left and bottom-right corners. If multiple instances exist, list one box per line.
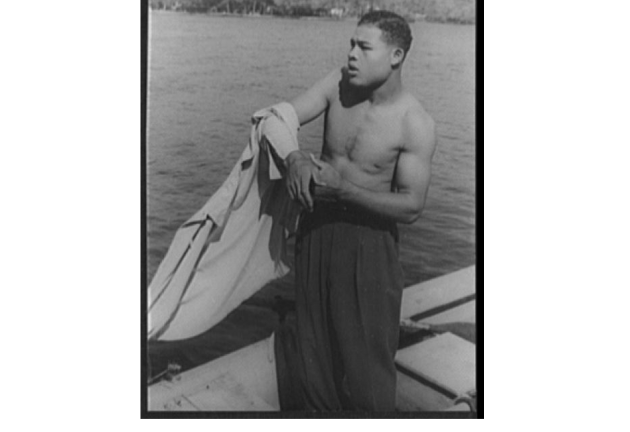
left=148, top=265, right=477, bottom=412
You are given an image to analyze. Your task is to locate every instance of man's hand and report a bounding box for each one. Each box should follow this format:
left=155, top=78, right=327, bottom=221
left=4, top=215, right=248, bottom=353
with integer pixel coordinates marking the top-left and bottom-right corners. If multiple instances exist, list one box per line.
left=310, top=155, right=345, bottom=202
left=285, top=150, right=318, bottom=212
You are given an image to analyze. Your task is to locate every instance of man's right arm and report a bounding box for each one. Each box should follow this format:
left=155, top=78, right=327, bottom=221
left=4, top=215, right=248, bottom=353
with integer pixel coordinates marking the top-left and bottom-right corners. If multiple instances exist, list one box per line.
left=289, top=68, right=338, bottom=126
left=285, top=68, right=339, bottom=211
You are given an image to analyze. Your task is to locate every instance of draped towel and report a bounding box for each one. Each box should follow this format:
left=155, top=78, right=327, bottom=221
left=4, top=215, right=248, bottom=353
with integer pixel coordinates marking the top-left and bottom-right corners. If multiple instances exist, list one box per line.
left=148, top=102, right=301, bottom=341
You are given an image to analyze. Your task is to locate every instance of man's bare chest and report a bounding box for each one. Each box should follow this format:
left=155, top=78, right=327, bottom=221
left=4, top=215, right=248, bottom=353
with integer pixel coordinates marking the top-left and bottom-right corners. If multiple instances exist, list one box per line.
left=324, top=101, right=404, bottom=168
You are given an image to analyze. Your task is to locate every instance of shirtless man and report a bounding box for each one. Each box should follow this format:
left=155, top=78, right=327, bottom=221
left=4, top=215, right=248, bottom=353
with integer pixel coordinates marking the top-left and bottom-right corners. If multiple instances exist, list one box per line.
left=275, top=10, right=437, bottom=412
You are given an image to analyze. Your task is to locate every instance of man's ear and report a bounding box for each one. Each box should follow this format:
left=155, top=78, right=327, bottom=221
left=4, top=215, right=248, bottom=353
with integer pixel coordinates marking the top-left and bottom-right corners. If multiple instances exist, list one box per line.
left=391, top=47, right=405, bottom=69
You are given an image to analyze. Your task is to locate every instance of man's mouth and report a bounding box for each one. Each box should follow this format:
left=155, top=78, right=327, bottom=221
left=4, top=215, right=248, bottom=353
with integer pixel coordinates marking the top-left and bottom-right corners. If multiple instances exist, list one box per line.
left=347, top=65, right=359, bottom=75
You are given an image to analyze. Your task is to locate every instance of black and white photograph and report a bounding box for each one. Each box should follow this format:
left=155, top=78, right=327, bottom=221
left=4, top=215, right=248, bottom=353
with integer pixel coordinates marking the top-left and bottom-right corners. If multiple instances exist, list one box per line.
left=144, top=0, right=477, bottom=417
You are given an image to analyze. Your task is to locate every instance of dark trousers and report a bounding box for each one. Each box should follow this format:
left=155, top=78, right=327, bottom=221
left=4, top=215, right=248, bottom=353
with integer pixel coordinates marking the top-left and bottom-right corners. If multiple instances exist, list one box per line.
left=275, top=203, right=404, bottom=412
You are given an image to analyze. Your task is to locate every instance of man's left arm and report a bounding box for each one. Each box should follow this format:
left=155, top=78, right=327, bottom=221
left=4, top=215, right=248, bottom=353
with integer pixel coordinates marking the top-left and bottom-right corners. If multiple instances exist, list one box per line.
left=312, top=110, right=436, bottom=224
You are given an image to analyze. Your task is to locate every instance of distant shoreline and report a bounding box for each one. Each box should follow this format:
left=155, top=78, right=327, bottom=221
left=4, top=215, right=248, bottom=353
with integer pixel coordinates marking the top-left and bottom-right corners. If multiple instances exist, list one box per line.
left=149, top=10, right=476, bottom=26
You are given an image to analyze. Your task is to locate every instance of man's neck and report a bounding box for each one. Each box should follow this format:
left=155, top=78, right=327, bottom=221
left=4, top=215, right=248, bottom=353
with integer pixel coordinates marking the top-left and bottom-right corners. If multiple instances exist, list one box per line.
left=368, top=71, right=403, bottom=105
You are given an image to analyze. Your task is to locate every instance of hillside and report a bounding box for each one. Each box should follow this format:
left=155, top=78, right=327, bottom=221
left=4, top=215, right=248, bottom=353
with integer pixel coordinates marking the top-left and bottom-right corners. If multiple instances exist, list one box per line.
left=149, top=0, right=476, bottom=24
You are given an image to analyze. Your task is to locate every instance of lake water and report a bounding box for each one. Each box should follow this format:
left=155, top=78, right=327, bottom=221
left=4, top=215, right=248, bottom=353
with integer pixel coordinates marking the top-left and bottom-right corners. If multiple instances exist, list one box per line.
left=147, top=12, right=476, bottom=371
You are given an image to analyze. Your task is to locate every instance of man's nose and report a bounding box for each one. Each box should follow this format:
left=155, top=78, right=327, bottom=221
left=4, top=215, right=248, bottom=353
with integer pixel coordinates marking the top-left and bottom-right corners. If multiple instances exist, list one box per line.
left=348, top=46, right=358, bottom=61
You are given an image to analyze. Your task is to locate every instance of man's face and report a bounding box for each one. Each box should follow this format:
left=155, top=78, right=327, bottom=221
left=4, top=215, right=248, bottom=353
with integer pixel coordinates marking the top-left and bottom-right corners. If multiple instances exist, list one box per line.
left=346, top=25, right=396, bottom=88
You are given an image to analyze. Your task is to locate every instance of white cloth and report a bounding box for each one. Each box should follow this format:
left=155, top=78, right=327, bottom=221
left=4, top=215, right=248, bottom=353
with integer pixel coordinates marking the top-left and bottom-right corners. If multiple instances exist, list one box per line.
left=148, top=102, right=301, bottom=341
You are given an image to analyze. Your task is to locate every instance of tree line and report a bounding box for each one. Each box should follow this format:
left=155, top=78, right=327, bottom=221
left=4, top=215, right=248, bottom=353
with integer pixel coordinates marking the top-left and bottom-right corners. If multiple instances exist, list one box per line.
left=149, top=0, right=476, bottom=24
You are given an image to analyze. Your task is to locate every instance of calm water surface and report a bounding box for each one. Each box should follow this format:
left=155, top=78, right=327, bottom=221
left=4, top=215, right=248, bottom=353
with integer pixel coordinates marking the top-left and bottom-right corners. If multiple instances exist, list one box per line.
left=147, top=12, right=475, bottom=368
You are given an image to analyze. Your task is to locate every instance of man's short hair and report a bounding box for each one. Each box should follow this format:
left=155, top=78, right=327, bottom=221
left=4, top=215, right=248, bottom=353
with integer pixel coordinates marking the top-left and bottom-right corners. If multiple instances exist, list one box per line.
left=358, top=10, right=413, bottom=59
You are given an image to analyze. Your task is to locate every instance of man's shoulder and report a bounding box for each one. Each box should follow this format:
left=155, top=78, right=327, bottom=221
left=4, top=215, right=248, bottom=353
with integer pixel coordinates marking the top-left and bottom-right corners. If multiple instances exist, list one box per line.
left=329, top=66, right=345, bottom=81
left=302, top=67, right=344, bottom=106
left=399, top=93, right=436, bottom=153
left=399, top=92, right=434, bottom=128
left=321, top=67, right=344, bottom=93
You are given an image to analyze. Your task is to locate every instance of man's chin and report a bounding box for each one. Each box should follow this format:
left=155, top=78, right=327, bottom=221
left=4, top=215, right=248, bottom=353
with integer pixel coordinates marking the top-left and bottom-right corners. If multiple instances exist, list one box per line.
left=347, top=76, right=365, bottom=88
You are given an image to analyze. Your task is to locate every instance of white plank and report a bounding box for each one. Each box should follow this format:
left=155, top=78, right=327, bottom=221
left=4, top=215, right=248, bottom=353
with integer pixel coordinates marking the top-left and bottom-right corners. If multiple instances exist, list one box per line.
left=444, top=402, right=472, bottom=412
left=185, top=373, right=275, bottom=411
left=422, top=300, right=476, bottom=325
left=396, top=371, right=453, bottom=411
left=401, top=266, right=475, bottom=320
left=149, top=335, right=279, bottom=411
left=395, top=333, right=476, bottom=396
left=161, top=396, right=201, bottom=411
